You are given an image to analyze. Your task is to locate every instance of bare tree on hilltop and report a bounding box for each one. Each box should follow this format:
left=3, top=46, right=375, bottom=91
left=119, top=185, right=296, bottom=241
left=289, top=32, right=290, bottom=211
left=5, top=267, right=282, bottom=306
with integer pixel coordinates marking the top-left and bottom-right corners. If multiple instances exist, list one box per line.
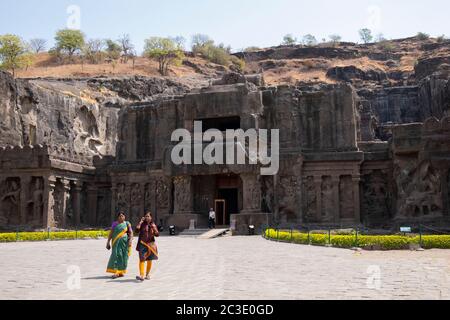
left=29, top=38, right=47, bottom=53
left=117, top=34, right=135, bottom=63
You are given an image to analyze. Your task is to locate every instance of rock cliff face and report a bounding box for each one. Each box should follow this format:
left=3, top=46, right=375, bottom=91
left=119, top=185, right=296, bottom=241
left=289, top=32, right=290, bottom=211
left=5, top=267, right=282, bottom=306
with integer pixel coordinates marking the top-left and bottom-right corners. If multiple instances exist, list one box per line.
left=0, top=72, right=194, bottom=156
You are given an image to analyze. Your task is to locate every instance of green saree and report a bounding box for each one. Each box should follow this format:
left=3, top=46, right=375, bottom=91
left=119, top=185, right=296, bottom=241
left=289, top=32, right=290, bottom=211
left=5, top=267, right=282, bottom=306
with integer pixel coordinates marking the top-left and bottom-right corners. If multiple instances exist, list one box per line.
left=106, top=221, right=132, bottom=274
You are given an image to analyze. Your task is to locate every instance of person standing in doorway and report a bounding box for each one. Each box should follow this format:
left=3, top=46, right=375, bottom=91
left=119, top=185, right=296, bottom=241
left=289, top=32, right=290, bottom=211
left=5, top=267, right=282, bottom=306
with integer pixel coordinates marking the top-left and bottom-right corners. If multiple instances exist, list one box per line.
left=209, top=208, right=216, bottom=229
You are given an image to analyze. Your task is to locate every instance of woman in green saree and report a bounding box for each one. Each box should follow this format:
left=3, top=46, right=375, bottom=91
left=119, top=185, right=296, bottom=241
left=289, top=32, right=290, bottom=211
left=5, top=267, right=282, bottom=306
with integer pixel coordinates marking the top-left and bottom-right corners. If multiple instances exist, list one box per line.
left=106, top=212, right=133, bottom=279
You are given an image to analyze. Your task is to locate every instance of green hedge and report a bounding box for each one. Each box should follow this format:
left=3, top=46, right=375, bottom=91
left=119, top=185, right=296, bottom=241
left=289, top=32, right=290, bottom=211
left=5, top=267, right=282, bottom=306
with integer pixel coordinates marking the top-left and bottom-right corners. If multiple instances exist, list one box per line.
left=0, top=230, right=109, bottom=243
left=264, top=229, right=450, bottom=250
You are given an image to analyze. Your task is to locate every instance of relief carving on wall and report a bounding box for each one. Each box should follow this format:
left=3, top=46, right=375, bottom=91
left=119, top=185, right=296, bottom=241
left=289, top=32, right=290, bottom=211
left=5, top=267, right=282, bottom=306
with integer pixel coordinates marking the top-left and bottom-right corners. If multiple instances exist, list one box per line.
left=278, top=176, right=299, bottom=223
left=303, top=176, right=316, bottom=222
left=116, top=183, right=129, bottom=213
left=339, top=176, right=354, bottom=220
left=174, top=176, right=191, bottom=213
left=28, top=177, right=44, bottom=226
left=0, top=178, right=21, bottom=225
left=130, top=183, right=143, bottom=223
left=362, top=170, right=390, bottom=223
left=321, top=176, right=335, bottom=222
left=156, top=178, right=169, bottom=209
left=395, top=161, right=443, bottom=218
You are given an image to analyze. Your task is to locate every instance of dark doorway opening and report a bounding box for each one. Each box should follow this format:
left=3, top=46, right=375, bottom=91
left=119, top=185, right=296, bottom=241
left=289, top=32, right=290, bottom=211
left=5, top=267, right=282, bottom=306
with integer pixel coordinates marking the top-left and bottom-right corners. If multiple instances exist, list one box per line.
left=217, top=188, right=239, bottom=226
left=198, top=116, right=241, bottom=132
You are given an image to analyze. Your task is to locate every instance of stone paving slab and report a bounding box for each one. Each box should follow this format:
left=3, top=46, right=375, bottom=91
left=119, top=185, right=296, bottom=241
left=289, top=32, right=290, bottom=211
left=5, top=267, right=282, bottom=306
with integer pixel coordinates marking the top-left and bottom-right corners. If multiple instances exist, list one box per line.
left=0, top=236, right=449, bottom=300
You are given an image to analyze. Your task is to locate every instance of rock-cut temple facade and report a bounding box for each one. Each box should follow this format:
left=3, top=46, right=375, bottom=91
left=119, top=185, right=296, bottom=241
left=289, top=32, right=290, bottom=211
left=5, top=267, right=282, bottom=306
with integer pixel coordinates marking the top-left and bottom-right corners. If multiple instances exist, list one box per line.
left=0, top=71, right=449, bottom=234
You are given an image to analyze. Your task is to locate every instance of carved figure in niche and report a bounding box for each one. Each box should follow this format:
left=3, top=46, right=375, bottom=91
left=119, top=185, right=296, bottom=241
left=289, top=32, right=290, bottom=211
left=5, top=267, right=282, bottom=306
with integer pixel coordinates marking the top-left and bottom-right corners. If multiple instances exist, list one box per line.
left=321, top=176, right=334, bottom=222
left=156, top=178, right=169, bottom=208
left=279, top=177, right=298, bottom=223
left=144, top=183, right=153, bottom=212
left=28, top=178, right=44, bottom=226
left=304, top=176, right=316, bottom=222
left=339, top=176, right=354, bottom=220
left=130, top=184, right=142, bottom=224
left=362, top=171, right=390, bottom=222
left=0, top=179, right=21, bottom=225
left=261, top=177, right=274, bottom=213
left=116, top=183, right=128, bottom=212
left=174, top=177, right=190, bottom=212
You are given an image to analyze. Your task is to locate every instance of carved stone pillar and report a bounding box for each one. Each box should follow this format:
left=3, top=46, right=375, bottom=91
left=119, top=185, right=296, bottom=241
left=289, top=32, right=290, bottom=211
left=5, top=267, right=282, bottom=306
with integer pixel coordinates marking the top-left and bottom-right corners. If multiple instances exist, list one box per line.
left=353, top=176, right=361, bottom=224
left=314, top=176, right=323, bottom=222
left=20, top=176, right=32, bottom=225
left=72, top=181, right=83, bottom=227
left=332, top=176, right=341, bottom=224
left=241, top=173, right=262, bottom=213
left=61, top=179, right=71, bottom=228
left=87, top=184, right=98, bottom=226
left=173, top=176, right=194, bottom=214
left=43, top=176, right=57, bottom=229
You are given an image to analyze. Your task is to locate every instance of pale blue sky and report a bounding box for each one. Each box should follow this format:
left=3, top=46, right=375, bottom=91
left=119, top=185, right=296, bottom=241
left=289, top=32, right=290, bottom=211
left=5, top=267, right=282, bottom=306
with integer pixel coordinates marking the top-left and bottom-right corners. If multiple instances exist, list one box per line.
left=0, top=0, right=448, bottom=53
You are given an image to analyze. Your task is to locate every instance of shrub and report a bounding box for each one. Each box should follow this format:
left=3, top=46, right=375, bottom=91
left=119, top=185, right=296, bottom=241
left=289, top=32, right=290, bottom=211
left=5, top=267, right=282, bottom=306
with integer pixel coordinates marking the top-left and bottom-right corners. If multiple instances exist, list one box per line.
left=263, top=229, right=450, bottom=250
left=0, top=230, right=109, bottom=243
left=436, top=35, right=447, bottom=43
left=421, top=235, right=450, bottom=249
left=417, top=32, right=430, bottom=40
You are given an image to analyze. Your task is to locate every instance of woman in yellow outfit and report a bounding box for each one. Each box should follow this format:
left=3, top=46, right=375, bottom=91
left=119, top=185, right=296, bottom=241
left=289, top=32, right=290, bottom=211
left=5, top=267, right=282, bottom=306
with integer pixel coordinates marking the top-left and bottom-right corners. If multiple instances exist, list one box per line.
left=135, top=212, right=159, bottom=281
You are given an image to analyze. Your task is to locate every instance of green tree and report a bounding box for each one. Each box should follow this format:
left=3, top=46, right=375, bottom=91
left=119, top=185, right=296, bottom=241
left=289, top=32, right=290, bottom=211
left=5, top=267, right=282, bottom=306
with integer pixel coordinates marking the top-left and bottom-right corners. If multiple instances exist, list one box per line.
left=55, top=29, right=85, bottom=57
left=144, top=37, right=185, bottom=76
left=0, top=34, right=33, bottom=77
left=359, top=28, right=373, bottom=44
left=302, top=34, right=317, bottom=46
left=105, top=39, right=122, bottom=60
left=282, top=34, right=297, bottom=46
left=191, top=34, right=212, bottom=53
left=329, top=34, right=342, bottom=44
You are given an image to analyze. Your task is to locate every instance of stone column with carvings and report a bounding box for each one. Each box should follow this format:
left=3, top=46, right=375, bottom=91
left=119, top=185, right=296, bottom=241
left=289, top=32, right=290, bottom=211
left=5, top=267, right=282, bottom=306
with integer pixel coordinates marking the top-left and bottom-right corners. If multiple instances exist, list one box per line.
left=332, top=176, right=341, bottom=223
left=314, top=176, right=323, bottom=222
left=43, top=176, right=57, bottom=229
left=87, top=184, right=98, bottom=226
left=72, top=180, right=83, bottom=228
left=20, top=176, right=32, bottom=225
left=241, top=173, right=262, bottom=213
left=353, top=176, right=361, bottom=224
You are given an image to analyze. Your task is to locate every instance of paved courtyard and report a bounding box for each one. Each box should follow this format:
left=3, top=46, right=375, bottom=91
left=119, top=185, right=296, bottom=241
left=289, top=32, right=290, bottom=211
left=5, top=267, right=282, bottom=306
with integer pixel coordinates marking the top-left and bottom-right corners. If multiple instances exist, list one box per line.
left=0, top=236, right=449, bottom=300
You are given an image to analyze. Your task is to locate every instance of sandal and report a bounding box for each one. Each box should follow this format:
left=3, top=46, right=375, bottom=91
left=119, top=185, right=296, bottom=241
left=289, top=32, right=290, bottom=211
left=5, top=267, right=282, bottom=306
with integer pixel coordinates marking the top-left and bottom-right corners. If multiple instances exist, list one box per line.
left=136, top=276, right=145, bottom=282
left=145, top=275, right=151, bottom=280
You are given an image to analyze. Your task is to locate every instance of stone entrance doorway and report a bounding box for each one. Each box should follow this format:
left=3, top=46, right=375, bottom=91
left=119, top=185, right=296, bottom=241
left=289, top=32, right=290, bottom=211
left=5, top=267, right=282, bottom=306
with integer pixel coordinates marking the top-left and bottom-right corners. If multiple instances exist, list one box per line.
left=216, top=188, right=239, bottom=226
left=193, top=174, right=243, bottom=227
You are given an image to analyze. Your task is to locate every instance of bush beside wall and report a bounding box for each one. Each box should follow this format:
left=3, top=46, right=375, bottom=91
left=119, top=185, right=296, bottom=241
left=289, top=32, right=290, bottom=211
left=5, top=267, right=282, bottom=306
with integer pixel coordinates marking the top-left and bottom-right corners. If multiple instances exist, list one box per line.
left=0, top=230, right=109, bottom=243
left=264, top=229, right=450, bottom=250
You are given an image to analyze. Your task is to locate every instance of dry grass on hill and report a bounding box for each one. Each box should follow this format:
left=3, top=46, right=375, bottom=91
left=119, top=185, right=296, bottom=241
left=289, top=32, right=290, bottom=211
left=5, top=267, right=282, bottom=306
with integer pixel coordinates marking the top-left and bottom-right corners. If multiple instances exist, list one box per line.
left=15, top=53, right=221, bottom=79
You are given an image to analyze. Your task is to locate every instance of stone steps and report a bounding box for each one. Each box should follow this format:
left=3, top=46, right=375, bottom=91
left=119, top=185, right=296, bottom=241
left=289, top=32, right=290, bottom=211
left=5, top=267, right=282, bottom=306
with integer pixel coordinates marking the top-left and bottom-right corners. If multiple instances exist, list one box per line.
left=178, top=229, right=210, bottom=237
